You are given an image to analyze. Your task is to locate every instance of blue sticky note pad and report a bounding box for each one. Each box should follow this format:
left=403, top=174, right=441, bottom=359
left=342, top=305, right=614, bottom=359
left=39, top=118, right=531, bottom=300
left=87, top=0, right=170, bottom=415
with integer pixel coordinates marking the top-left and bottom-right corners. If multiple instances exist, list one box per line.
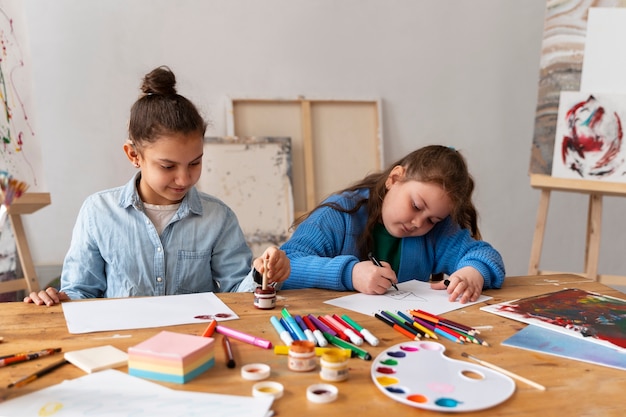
left=503, top=325, right=626, bottom=371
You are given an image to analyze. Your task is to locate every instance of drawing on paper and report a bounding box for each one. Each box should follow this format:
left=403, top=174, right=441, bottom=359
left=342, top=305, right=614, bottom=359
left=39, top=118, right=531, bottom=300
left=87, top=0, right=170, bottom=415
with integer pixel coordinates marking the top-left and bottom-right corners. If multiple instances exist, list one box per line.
left=552, top=92, right=626, bottom=181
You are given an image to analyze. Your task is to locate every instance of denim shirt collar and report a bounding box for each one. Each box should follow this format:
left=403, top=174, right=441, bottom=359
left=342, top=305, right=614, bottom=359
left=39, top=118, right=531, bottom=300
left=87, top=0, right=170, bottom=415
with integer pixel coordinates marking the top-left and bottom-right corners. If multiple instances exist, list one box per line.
left=118, top=172, right=203, bottom=217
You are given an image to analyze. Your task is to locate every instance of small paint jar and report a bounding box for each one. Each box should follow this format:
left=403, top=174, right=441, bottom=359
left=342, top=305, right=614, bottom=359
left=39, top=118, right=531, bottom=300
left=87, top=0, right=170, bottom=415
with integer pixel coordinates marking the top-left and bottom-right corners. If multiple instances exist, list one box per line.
left=253, top=287, right=276, bottom=310
left=288, top=340, right=316, bottom=372
left=319, top=348, right=349, bottom=382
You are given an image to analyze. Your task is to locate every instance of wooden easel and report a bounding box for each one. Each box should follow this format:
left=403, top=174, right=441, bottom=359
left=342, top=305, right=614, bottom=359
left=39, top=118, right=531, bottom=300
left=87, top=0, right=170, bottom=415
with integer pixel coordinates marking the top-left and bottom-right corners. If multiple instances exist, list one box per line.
left=528, top=174, right=626, bottom=284
left=0, top=192, right=51, bottom=295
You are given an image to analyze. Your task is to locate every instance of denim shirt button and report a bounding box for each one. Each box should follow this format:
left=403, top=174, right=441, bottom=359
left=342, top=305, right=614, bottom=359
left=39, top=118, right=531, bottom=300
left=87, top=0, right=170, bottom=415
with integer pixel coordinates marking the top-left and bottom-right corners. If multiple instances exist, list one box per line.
left=156, top=277, right=163, bottom=282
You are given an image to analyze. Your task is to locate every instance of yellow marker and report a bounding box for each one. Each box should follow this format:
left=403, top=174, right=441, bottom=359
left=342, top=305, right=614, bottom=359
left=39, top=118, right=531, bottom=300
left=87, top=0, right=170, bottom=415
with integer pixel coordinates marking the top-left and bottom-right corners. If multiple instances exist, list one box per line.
left=273, top=345, right=353, bottom=358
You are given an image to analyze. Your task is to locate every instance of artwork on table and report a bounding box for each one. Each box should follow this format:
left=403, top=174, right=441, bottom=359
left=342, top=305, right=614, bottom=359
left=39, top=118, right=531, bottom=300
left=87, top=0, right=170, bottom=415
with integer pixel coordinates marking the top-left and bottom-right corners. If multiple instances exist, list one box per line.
left=551, top=92, right=626, bottom=182
left=481, top=288, right=626, bottom=350
left=325, top=279, right=491, bottom=317
left=530, top=1, right=624, bottom=175
left=503, top=325, right=626, bottom=371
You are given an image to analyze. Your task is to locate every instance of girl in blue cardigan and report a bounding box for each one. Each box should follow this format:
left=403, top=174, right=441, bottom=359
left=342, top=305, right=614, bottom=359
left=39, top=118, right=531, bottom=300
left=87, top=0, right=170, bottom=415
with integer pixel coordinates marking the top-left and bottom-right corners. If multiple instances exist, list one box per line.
left=280, top=145, right=504, bottom=304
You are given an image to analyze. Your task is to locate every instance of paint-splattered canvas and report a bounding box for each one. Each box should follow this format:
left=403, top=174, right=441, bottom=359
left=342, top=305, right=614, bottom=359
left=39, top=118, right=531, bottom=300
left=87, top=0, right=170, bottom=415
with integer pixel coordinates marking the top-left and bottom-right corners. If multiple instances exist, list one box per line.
left=551, top=92, right=626, bottom=181
left=481, top=288, right=626, bottom=350
left=530, top=0, right=625, bottom=175
left=0, top=1, right=45, bottom=300
left=0, top=2, right=43, bottom=187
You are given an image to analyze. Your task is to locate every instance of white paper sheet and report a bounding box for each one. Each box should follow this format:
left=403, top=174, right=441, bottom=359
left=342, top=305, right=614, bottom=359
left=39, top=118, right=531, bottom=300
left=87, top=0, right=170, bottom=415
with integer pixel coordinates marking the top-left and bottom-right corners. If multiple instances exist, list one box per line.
left=324, top=279, right=491, bottom=317
left=0, top=369, right=273, bottom=417
left=62, top=292, right=239, bottom=334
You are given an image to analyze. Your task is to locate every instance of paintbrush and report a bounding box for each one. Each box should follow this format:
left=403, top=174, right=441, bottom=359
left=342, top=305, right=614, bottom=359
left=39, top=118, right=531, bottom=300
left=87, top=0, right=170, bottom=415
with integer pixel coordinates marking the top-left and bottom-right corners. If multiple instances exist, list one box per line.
left=461, top=352, right=546, bottom=391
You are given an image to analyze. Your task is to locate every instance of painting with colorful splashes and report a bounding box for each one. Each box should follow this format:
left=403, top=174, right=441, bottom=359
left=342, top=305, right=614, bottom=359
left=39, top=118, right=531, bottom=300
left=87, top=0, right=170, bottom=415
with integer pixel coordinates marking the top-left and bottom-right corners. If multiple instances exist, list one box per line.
left=0, top=1, right=45, bottom=300
left=482, top=288, right=626, bottom=351
left=530, top=0, right=625, bottom=175
left=551, top=92, right=626, bottom=181
left=371, top=341, right=515, bottom=412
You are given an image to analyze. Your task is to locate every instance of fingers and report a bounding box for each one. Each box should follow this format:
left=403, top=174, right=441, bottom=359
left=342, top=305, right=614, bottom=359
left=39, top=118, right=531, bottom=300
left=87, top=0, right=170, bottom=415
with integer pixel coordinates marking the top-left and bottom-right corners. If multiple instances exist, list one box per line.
left=352, top=261, right=397, bottom=294
left=23, top=287, right=61, bottom=306
left=445, top=278, right=481, bottom=303
left=256, top=247, right=291, bottom=283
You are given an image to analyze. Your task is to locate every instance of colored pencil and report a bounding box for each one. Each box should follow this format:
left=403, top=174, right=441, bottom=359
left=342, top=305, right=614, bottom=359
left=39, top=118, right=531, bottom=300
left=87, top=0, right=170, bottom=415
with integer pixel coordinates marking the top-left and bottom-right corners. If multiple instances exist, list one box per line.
left=380, top=311, right=423, bottom=338
left=374, top=313, right=419, bottom=341
left=397, top=311, right=435, bottom=339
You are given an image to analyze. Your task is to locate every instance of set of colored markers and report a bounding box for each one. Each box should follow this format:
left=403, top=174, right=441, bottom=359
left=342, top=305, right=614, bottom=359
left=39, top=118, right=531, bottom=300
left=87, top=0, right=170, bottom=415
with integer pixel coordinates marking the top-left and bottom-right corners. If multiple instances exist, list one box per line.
left=270, top=308, right=380, bottom=361
left=375, top=309, right=488, bottom=346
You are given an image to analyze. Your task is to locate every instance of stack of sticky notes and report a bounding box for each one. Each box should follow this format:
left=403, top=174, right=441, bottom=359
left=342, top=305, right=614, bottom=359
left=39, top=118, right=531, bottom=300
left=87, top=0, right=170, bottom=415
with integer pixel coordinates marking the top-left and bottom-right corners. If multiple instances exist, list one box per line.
left=128, top=330, right=215, bottom=384
left=65, top=345, right=128, bottom=373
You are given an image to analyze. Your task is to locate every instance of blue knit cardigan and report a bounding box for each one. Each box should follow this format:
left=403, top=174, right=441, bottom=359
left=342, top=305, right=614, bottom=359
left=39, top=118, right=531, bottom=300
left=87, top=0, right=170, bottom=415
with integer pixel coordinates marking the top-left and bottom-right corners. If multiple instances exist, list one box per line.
left=280, top=188, right=505, bottom=291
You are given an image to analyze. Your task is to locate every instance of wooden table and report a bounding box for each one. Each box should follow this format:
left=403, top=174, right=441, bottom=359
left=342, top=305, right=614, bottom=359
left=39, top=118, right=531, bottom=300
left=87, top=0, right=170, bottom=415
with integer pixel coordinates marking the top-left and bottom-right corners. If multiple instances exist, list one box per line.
left=1, top=274, right=624, bottom=416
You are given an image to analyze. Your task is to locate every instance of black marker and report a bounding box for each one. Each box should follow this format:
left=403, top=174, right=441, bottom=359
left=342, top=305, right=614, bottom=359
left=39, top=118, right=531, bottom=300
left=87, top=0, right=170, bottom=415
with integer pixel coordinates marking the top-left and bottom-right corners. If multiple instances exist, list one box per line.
left=368, top=252, right=398, bottom=290
left=443, top=279, right=450, bottom=287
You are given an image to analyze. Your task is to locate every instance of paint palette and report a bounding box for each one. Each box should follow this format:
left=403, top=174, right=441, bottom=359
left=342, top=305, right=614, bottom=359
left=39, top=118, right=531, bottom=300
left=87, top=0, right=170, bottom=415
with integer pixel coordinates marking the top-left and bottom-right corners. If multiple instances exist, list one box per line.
left=371, top=341, right=515, bottom=412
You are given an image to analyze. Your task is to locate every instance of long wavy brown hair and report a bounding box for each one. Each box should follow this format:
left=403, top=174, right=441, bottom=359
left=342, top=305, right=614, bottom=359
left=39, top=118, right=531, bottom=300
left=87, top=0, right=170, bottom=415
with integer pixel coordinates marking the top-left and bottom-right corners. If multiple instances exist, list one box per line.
left=292, top=145, right=481, bottom=258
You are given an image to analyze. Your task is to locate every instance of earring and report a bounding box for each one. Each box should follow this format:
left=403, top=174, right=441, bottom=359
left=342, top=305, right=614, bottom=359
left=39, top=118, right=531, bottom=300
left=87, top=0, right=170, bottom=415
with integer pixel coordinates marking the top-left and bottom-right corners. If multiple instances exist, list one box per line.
left=134, top=163, right=140, bottom=168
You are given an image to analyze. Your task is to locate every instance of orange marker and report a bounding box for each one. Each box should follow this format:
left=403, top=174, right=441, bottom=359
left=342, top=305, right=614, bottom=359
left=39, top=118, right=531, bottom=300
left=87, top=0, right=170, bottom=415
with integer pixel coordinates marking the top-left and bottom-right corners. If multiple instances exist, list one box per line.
left=202, top=319, right=218, bottom=337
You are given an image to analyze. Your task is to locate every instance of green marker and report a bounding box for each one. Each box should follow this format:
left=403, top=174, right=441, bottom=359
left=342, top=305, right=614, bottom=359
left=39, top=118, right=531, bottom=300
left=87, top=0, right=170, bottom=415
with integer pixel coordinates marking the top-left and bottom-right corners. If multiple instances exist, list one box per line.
left=341, top=314, right=380, bottom=346
left=323, top=332, right=372, bottom=361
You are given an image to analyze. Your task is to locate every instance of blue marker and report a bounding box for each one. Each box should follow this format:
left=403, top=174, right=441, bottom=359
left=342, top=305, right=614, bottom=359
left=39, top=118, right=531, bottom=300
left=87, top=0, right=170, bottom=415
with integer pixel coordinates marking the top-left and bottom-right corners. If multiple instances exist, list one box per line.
left=281, top=308, right=307, bottom=341
left=295, top=315, right=317, bottom=345
left=280, top=317, right=299, bottom=341
left=270, top=316, right=294, bottom=346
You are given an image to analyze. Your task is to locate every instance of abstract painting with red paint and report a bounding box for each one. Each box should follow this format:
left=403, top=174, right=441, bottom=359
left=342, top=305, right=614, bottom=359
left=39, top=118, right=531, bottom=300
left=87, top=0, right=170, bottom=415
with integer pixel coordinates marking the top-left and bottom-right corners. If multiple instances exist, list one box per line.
left=552, top=92, right=626, bottom=182
left=482, top=288, right=626, bottom=351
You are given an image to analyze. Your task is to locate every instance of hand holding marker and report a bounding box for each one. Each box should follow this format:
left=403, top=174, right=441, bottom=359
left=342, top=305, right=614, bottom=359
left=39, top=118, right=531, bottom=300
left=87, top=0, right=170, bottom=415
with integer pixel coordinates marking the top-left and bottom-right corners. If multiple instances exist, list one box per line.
left=368, top=252, right=398, bottom=290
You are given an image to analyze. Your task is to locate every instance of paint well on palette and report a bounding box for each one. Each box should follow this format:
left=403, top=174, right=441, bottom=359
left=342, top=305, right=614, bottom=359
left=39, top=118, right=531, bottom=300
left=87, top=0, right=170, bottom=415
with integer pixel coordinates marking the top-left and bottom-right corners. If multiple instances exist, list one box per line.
left=371, top=341, right=515, bottom=411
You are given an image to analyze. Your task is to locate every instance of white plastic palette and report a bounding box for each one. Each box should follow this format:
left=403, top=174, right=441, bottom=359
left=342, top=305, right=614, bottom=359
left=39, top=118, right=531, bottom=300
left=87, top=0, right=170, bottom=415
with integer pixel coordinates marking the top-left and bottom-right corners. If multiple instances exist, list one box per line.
left=371, top=341, right=515, bottom=412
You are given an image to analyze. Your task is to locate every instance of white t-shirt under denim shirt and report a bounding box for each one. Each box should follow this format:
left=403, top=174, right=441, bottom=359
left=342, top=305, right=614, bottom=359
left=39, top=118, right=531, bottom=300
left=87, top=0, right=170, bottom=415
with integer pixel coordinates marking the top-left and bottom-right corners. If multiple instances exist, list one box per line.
left=59, top=172, right=256, bottom=299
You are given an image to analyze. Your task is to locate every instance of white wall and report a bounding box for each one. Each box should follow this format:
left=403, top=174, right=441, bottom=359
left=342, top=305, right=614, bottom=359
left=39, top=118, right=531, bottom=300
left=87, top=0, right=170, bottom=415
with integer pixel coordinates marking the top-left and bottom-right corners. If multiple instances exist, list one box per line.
left=22, top=0, right=620, bottom=283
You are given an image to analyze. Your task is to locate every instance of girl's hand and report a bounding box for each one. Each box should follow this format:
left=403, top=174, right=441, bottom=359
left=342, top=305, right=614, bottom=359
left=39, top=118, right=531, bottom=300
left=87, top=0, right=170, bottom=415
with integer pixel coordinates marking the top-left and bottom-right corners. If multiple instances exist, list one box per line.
left=352, top=259, right=398, bottom=294
left=430, top=266, right=484, bottom=303
left=253, top=246, right=291, bottom=284
left=23, top=287, right=70, bottom=306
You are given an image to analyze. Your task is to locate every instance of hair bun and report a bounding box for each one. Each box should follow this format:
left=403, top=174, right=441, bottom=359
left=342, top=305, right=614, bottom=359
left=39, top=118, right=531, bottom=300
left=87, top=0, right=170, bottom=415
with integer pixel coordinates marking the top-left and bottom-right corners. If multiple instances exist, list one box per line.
left=140, top=65, right=177, bottom=96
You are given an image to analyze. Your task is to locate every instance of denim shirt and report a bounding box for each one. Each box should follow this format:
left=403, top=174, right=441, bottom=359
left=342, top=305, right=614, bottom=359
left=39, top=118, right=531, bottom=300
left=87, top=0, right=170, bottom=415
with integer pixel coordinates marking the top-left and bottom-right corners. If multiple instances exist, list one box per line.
left=60, top=173, right=256, bottom=299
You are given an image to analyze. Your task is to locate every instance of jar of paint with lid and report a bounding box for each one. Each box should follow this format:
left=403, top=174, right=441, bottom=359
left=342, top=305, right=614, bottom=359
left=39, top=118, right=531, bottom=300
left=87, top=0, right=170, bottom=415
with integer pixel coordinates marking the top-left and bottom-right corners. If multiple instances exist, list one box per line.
left=288, top=341, right=316, bottom=372
left=319, top=348, right=349, bottom=382
left=253, top=287, right=276, bottom=310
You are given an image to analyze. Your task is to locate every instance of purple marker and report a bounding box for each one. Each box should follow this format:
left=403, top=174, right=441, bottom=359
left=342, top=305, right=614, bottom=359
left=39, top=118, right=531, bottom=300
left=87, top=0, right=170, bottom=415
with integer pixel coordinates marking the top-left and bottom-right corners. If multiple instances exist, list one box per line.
left=295, top=315, right=317, bottom=344
left=308, top=314, right=337, bottom=336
